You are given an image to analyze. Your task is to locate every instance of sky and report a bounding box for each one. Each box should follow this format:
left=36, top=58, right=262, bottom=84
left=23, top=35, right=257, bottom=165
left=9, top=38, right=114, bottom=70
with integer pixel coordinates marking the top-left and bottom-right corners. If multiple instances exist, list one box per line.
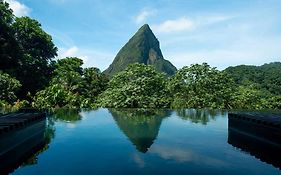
left=5, top=0, right=281, bottom=70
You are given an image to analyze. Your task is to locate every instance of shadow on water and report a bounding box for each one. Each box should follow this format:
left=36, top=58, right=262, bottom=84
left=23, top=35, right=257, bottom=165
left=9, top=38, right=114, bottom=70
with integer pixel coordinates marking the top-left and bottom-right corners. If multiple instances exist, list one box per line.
left=228, top=114, right=281, bottom=169
left=0, top=115, right=55, bottom=175
left=176, top=109, right=226, bottom=125
left=109, top=108, right=171, bottom=153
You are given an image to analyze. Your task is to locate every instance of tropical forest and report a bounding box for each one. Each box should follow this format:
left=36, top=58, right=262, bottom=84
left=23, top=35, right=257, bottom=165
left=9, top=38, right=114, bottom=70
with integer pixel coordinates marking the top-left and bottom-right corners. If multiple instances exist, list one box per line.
left=1, top=1, right=280, bottom=111
left=1, top=1, right=281, bottom=175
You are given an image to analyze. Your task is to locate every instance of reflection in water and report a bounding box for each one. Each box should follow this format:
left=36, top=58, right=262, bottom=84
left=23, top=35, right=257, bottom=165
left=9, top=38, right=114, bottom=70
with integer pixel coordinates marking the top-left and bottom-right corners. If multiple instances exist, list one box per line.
left=149, top=145, right=227, bottom=167
left=176, top=109, right=226, bottom=125
left=3, top=109, right=280, bottom=175
left=228, top=116, right=281, bottom=169
left=0, top=108, right=16, bottom=115
left=50, top=109, right=82, bottom=122
left=21, top=117, right=55, bottom=167
left=0, top=109, right=81, bottom=174
left=109, top=109, right=170, bottom=153
left=0, top=117, right=55, bottom=174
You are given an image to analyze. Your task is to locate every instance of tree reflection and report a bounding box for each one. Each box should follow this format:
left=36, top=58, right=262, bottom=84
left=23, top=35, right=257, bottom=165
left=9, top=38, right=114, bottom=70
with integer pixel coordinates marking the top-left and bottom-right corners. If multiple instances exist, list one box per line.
left=176, top=109, right=225, bottom=125
left=9, top=109, right=83, bottom=169
left=109, top=109, right=171, bottom=153
left=0, top=115, right=56, bottom=174
left=21, top=116, right=55, bottom=166
left=50, top=109, right=82, bottom=122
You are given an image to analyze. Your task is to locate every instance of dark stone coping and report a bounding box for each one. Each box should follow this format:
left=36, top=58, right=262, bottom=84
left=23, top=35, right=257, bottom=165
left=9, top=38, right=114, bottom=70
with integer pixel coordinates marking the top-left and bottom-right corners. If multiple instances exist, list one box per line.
left=0, top=112, right=46, bottom=134
left=228, top=112, right=281, bottom=129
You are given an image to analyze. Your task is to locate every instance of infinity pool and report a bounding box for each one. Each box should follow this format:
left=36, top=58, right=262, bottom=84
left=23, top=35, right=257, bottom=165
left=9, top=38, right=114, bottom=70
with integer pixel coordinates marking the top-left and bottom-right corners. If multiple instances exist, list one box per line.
left=3, top=109, right=281, bottom=175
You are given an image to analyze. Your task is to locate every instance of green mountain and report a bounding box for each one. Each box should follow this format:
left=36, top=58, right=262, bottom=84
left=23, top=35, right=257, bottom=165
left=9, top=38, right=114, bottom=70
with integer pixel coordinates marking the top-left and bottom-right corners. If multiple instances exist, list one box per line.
left=104, top=24, right=177, bottom=76
left=224, top=62, right=281, bottom=94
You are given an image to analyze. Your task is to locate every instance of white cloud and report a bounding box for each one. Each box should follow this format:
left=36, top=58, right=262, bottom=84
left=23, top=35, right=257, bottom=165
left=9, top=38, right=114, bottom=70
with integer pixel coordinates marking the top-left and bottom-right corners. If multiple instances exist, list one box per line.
left=45, top=27, right=76, bottom=48
left=165, top=37, right=281, bottom=70
left=5, top=0, right=31, bottom=17
left=58, top=46, right=90, bottom=67
left=58, top=46, right=114, bottom=70
left=155, top=14, right=280, bottom=69
left=166, top=50, right=260, bottom=70
left=134, top=9, right=156, bottom=24
left=132, top=153, right=145, bottom=168
left=66, top=123, right=76, bottom=129
left=149, top=145, right=227, bottom=167
left=196, top=15, right=234, bottom=26
left=59, top=46, right=79, bottom=58
left=152, top=15, right=234, bottom=34
left=152, top=17, right=195, bottom=33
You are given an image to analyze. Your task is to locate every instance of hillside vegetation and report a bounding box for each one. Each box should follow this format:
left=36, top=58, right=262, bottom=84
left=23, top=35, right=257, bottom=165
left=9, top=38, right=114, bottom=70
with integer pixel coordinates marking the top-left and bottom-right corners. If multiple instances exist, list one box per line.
left=225, top=62, right=281, bottom=94
left=0, top=1, right=280, bottom=110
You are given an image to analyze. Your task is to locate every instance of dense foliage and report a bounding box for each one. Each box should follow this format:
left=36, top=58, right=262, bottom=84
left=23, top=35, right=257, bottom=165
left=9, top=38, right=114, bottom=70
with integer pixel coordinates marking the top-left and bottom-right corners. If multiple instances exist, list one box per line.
left=168, top=63, right=235, bottom=109
left=0, top=72, right=21, bottom=103
left=0, top=0, right=20, bottom=73
left=33, top=57, right=108, bottom=108
left=99, top=63, right=170, bottom=108
left=225, top=62, right=281, bottom=94
left=12, top=17, right=57, bottom=96
left=0, top=0, right=280, bottom=110
left=225, top=62, right=281, bottom=109
left=30, top=62, right=281, bottom=110
left=0, top=0, right=57, bottom=99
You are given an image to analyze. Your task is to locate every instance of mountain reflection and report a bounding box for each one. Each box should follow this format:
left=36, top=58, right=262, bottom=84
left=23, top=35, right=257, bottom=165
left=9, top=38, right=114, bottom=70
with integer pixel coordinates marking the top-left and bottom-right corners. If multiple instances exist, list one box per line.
left=109, top=109, right=170, bottom=153
left=176, top=109, right=225, bottom=125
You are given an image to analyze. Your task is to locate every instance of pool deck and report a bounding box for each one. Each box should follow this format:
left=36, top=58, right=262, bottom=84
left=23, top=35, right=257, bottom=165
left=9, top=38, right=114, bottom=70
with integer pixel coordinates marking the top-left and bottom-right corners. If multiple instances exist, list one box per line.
left=0, top=111, right=47, bottom=174
left=228, top=112, right=281, bottom=169
left=0, top=111, right=46, bottom=134
left=228, top=112, right=281, bottom=145
left=228, top=112, right=281, bottom=128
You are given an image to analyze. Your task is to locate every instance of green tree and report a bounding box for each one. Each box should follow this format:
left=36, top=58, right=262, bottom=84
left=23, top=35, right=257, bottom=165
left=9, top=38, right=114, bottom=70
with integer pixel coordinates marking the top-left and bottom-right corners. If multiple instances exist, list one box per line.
left=80, top=67, right=108, bottom=107
left=0, top=72, right=21, bottom=103
left=267, top=95, right=281, bottom=109
left=33, top=57, right=84, bottom=108
left=168, top=63, right=235, bottom=109
left=33, top=82, right=82, bottom=108
left=231, top=84, right=272, bottom=110
left=12, top=17, right=57, bottom=96
left=0, top=0, right=21, bottom=73
left=33, top=57, right=107, bottom=108
left=53, top=57, right=84, bottom=90
left=225, top=62, right=281, bottom=94
left=99, top=63, right=170, bottom=108
left=1, top=2, right=58, bottom=101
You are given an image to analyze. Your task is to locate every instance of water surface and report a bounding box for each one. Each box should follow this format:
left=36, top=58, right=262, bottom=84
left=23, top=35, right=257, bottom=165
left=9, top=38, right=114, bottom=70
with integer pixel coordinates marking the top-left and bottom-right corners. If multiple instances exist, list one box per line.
left=4, top=109, right=281, bottom=175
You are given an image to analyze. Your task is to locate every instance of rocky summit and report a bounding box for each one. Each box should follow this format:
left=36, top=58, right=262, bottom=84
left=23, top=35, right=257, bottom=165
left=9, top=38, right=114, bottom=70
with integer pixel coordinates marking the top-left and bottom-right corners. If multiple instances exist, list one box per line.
left=104, top=24, right=177, bottom=76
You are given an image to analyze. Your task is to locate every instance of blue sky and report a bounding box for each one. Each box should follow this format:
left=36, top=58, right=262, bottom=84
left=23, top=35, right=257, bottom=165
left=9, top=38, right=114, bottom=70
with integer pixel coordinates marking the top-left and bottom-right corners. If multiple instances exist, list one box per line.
left=5, top=0, right=281, bottom=70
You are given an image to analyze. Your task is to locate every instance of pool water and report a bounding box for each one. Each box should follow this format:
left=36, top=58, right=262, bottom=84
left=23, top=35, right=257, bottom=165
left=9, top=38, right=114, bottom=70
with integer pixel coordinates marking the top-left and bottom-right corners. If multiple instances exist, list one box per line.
left=5, top=109, right=281, bottom=174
